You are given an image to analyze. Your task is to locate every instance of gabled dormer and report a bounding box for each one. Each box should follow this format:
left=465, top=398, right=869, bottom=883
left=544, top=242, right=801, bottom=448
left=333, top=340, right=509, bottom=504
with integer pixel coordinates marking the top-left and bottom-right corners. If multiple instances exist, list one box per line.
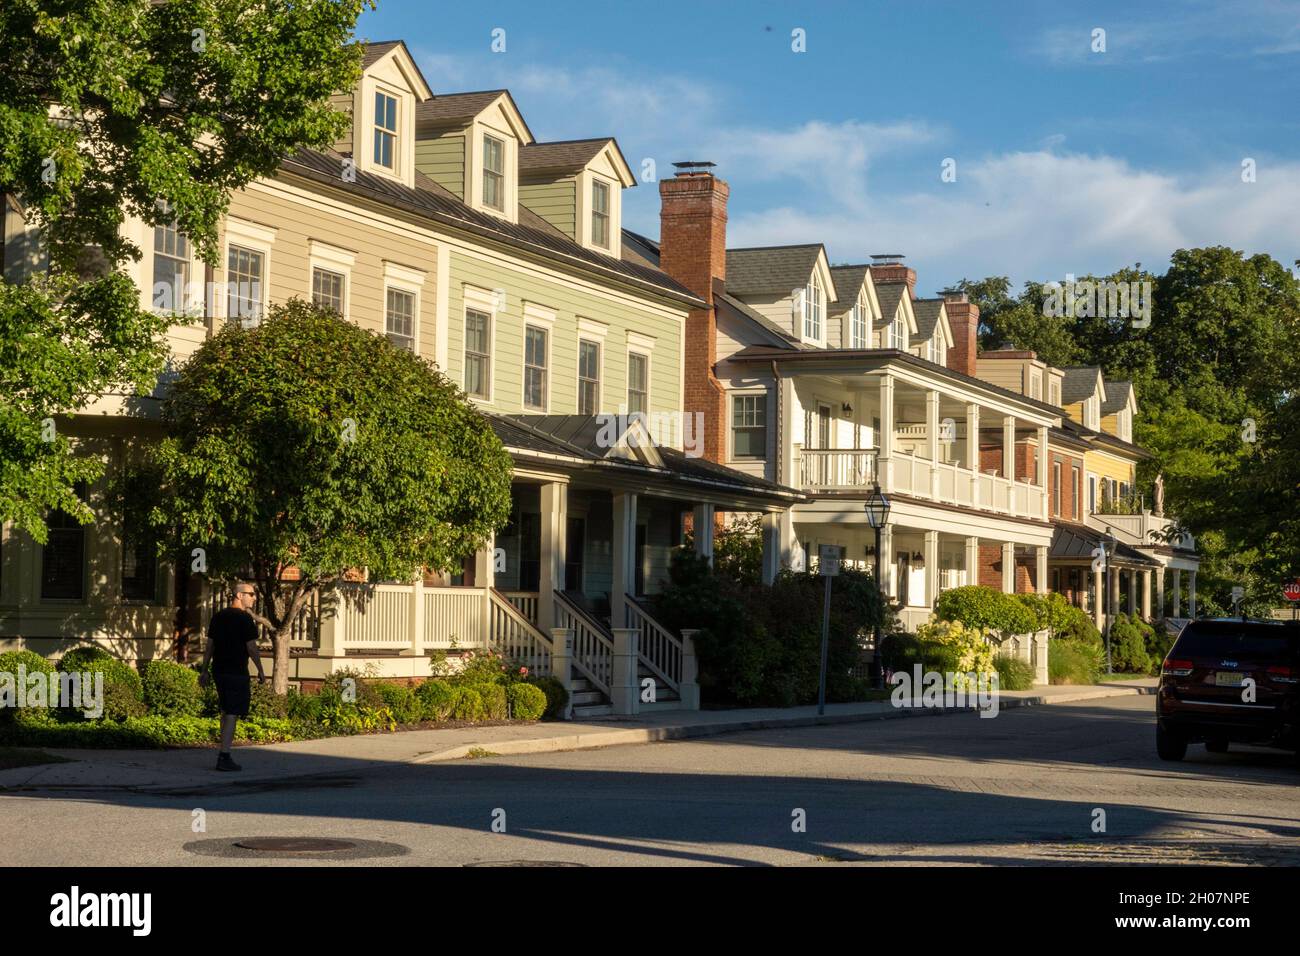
left=911, top=298, right=953, bottom=366
left=1101, top=379, right=1137, bottom=442
left=1060, top=367, right=1107, bottom=430
left=414, top=90, right=534, bottom=223
left=518, top=139, right=636, bottom=257
left=333, top=41, right=434, bottom=189
left=873, top=281, right=917, bottom=351
left=722, top=244, right=832, bottom=347
left=828, top=265, right=880, bottom=349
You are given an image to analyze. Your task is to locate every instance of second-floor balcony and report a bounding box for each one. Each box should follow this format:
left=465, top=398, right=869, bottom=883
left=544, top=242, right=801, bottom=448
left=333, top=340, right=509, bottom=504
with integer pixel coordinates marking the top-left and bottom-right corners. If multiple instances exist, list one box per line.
left=797, top=446, right=1047, bottom=520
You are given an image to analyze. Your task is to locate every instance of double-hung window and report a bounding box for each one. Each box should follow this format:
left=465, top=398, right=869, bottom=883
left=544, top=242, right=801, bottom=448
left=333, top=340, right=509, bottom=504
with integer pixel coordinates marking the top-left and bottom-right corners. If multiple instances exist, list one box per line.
left=152, top=220, right=190, bottom=315
left=850, top=302, right=868, bottom=349
left=385, top=288, right=415, bottom=351
left=524, top=325, right=548, bottom=410
left=483, top=134, right=505, bottom=211
left=312, top=268, right=345, bottom=315
left=226, top=245, right=264, bottom=325
left=627, top=352, right=648, bottom=414
left=732, top=395, right=767, bottom=459
left=41, top=483, right=87, bottom=601
left=374, top=91, right=398, bottom=170
left=591, top=180, right=610, bottom=248
left=464, top=308, right=492, bottom=399
left=1053, top=461, right=1062, bottom=517
left=578, top=339, right=600, bottom=414
left=803, top=276, right=823, bottom=340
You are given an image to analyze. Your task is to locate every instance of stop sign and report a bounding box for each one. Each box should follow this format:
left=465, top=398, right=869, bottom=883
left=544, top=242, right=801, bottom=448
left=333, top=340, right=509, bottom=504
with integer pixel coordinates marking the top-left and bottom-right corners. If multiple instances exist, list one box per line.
left=1284, top=581, right=1300, bottom=602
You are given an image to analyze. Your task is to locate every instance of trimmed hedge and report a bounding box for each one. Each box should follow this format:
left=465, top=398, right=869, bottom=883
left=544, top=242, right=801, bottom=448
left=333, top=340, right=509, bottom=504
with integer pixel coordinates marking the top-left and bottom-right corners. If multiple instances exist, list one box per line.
left=936, top=586, right=1037, bottom=639
left=142, top=660, right=202, bottom=717
left=507, top=682, right=547, bottom=721
left=58, top=648, right=144, bottom=721
left=451, top=687, right=485, bottom=721
left=526, top=676, right=569, bottom=720
left=0, top=714, right=295, bottom=749
left=473, top=682, right=508, bottom=720
left=415, top=679, right=456, bottom=720
left=373, top=682, right=422, bottom=723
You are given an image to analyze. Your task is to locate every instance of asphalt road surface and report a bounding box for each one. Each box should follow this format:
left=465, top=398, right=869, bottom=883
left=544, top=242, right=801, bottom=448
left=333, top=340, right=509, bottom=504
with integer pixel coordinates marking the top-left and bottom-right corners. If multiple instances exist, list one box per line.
left=3, top=695, right=1299, bottom=866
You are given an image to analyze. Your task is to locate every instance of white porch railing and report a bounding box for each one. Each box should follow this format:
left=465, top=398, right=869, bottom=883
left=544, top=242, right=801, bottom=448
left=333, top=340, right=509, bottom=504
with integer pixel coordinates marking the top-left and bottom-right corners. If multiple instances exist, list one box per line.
left=341, top=583, right=416, bottom=649
left=628, top=596, right=681, bottom=693
left=489, top=588, right=552, bottom=675
left=554, top=591, right=613, bottom=695
left=198, top=585, right=317, bottom=649
left=421, top=586, right=489, bottom=649
left=501, top=591, right=539, bottom=626
left=798, top=449, right=877, bottom=491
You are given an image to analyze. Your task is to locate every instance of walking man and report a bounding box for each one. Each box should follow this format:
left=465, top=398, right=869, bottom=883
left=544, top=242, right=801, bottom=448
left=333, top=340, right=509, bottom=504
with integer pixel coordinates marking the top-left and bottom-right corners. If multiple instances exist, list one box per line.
left=198, top=583, right=266, bottom=771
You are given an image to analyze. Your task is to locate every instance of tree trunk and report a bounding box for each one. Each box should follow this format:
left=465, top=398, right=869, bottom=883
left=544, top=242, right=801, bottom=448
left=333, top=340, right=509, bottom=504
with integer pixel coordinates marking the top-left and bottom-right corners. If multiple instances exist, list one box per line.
left=272, top=625, right=292, bottom=695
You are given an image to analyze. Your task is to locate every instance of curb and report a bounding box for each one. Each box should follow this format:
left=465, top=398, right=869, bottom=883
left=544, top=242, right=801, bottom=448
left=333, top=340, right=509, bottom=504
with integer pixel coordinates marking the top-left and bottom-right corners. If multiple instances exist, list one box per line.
left=410, top=684, right=1153, bottom=763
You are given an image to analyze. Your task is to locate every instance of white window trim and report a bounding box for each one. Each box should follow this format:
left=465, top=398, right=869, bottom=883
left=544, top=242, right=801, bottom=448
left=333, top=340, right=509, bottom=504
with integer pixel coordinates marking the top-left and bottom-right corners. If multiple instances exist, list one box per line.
left=577, top=337, right=603, bottom=415
left=383, top=259, right=425, bottom=355
left=626, top=349, right=651, bottom=413
left=221, top=218, right=276, bottom=324
left=577, top=316, right=609, bottom=340
left=463, top=285, right=499, bottom=404
left=626, top=330, right=656, bottom=353
left=469, top=118, right=517, bottom=223
left=149, top=219, right=199, bottom=317
left=522, top=321, right=552, bottom=413
left=728, top=388, right=769, bottom=463
left=308, top=240, right=355, bottom=320
left=360, top=78, right=412, bottom=186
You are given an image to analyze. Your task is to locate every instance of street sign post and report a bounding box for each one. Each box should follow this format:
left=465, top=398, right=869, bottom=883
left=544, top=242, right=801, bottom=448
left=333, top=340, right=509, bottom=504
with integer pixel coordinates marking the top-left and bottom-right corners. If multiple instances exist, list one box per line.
left=1284, top=581, right=1300, bottom=620
left=1231, top=585, right=1245, bottom=619
left=817, top=545, right=840, bottom=716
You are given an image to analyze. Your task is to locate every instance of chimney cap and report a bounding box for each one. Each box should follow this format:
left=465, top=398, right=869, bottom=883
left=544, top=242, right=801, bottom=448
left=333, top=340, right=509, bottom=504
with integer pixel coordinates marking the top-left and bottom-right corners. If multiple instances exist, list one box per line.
left=940, top=286, right=969, bottom=302
left=870, top=253, right=905, bottom=265
left=672, top=161, right=717, bottom=175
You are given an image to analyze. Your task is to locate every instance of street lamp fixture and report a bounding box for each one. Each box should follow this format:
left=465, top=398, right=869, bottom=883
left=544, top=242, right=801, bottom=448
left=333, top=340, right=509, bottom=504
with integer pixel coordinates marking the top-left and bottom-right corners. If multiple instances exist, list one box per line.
left=864, top=484, right=891, bottom=688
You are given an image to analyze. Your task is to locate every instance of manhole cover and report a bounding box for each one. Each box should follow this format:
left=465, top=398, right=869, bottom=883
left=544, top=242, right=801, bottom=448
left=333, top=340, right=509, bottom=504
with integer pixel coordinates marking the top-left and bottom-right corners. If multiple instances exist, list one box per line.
left=235, top=838, right=355, bottom=853
left=464, top=860, right=586, bottom=867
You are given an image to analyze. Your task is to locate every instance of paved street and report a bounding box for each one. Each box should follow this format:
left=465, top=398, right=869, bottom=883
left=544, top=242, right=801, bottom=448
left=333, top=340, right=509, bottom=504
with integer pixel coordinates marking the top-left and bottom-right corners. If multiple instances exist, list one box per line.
left=3, top=695, right=1299, bottom=866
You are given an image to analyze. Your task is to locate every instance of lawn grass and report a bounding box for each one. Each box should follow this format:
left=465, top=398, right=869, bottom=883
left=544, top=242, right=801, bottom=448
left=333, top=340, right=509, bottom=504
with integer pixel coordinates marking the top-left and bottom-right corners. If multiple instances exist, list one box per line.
left=0, top=747, right=72, bottom=771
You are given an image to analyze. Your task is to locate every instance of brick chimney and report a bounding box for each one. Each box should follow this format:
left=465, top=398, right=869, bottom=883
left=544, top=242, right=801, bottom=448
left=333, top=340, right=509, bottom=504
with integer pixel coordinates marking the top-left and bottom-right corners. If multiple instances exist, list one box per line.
left=869, top=255, right=916, bottom=299
left=659, top=164, right=728, bottom=462
left=943, top=289, right=980, bottom=377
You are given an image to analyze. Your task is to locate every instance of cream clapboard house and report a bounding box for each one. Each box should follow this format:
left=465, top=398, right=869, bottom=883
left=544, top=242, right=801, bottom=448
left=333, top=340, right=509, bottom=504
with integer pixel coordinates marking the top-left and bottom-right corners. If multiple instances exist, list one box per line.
left=0, top=42, right=799, bottom=715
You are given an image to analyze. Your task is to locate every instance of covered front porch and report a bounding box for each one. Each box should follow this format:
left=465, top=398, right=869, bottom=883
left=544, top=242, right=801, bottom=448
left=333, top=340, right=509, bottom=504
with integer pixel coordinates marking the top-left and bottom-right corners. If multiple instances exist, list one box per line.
left=1048, top=522, right=1164, bottom=629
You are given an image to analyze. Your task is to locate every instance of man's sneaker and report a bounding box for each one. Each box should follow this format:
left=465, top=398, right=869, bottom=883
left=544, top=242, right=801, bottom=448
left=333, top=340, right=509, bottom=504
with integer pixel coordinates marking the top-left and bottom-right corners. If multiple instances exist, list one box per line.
left=215, top=753, right=242, bottom=772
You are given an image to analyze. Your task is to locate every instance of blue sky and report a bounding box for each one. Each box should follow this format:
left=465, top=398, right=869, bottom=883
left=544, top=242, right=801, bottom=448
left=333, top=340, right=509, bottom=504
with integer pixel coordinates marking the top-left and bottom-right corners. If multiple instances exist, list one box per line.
left=357, top=0, right=1300, bottom=292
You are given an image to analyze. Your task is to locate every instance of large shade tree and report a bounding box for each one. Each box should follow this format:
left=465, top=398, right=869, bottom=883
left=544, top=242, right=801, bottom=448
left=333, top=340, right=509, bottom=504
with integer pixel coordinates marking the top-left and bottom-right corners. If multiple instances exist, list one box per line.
left=0, top=0, right=371, bottom=541
left=125, top=301, right=514, bottom=692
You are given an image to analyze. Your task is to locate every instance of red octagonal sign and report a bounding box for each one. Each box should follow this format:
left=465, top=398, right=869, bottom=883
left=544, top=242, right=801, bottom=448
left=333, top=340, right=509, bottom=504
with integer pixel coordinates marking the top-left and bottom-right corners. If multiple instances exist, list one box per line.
left=1284, top=581, right=1300, bottom=602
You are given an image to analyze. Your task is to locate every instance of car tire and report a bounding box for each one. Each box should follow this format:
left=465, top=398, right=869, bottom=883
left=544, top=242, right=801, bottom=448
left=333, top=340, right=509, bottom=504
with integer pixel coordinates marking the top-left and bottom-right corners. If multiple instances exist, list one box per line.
left=1157, top=722, right=1188, bottom=761
left=1205, top=739, right=1229, bottom=754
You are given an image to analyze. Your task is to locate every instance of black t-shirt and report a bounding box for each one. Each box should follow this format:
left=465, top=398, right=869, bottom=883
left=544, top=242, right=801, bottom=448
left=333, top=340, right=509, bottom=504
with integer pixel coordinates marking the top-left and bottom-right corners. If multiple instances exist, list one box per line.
left=209, top=607, right=259, bottom=676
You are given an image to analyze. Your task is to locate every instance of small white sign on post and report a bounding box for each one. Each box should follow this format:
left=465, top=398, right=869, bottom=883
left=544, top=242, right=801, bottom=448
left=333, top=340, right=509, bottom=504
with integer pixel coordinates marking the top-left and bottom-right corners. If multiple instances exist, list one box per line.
left=818, top=545, right=841, bottom=577
left=1231, top=586, right=1245, bottom=604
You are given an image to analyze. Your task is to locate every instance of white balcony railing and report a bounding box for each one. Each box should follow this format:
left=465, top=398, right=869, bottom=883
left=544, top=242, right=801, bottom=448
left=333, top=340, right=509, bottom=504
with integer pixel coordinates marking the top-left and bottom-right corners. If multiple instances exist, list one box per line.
left=798, top=448, right=877, bottom=490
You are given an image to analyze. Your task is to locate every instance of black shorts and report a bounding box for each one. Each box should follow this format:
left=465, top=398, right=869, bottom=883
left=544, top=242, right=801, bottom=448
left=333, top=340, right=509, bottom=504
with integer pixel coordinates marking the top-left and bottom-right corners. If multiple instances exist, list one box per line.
left=214, top=674, right=251, bottom=717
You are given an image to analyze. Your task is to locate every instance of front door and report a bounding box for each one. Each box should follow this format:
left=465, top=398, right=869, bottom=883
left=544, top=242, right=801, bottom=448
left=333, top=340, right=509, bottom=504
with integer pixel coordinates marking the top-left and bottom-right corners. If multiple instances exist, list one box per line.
left=896, top=550, right=911, bottom=606
left=818, top=403, right=832, bottom=449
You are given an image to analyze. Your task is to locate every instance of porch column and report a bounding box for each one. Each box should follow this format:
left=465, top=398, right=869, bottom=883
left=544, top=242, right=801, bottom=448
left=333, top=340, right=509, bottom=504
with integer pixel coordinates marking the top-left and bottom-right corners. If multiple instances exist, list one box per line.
left=923, top=530, right=939, bottom=609
left=1141, top=569, right=1153, bottom=621
left=472, top=532, right=496, bottom=588
left=761, top=512, right=781, bottom=585
left=877, top=374, right=895, bottom=492
left=692, top=503, right=715, bottom=567
left=537, top=481, right=568, bottom=634
left=1093, top=568, right=1104, bottom=630
left=1036, top=545, right=1049, bottom=595
left=1189, top=570, right=1197, bottom=618
left=1001, top=541, right=1015, bottom=594
left=926, top=390, right=941, bottom=499
left=966, top=403, right=980, bottom=505
left=1156, top=566, right=1166, bottom=619
left=1110, top=566, right=1121, bottom=622
left=964, top=535, right=980, bottom=588
left=880, top=524, right=896, bottom=601
left=1172, top=569, right=1182, bottom=617
left=611, top=491, right=637, bottom=629
left=1002, top=415, right=1015, bottom=478
left=1037, top=425, right=1049, bottom=519
left=778, top=375, right=797, bottom=488
left=1128, top=569, right=1138, bottom=617
left=679, top=629, right=701, bottom=710
left=611, top=626, right=639, bottom=716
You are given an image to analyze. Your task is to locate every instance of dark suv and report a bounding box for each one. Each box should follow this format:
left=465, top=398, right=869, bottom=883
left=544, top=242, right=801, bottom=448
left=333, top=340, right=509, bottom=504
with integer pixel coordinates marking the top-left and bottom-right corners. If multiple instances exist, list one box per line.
left=1156, top=619, right=1300, bottom=762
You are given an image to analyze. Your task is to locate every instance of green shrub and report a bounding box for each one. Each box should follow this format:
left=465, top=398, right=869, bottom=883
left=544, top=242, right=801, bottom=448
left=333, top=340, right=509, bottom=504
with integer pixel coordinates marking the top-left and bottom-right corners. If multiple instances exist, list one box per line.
left=994, top=653, right=1036, bottom=691
left=142, top=660, right=202, bottom=717
left=58, top=647, right=144, bottom=721
left=451, top=687, right=485, bottom=721
left=1108, top=613, right=1152, bottom=674
left=525, top=675, right=569, bottom=720
left=1057, top=604, right=1102, bottom=645
left=507, top=682, right=547, bottom=721
left=936, top=586, right=1037, bottom=639
left=0, top=713, right=297, bottom=749
left=879, top=633, right=925, bottom=673
left=1049, top=638, right=1103, bottom=684
left=473, top=682, right=507, bottom=720
left=439, top=650, right=512, bottom=686
left=285, top=688, right=322, bottom=722
left=1144, top=619, right=1173, bottom=671
left=249, top=680, right=289, bottom=719
left=373, top=682, right=422, bottom=723
left=415, top=679, right=457, bottom=720
left=0, top=650, right=58, bottom=722
left=914, top=619, right=995, bottom=678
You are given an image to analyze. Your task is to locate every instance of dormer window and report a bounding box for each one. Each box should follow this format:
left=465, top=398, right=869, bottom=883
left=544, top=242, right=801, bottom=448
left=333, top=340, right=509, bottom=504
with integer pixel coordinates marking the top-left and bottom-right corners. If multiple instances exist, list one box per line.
left=483, top=134, right=505, bottom=211
left=849, top=302, right=868, bottom=349
left=803, top=276, right=824, bottom=340
left=591, top=180, right=610, bottom=248
left=374, top=91, right=398, bottom=170
left=888, top=313, right=906, bottom=349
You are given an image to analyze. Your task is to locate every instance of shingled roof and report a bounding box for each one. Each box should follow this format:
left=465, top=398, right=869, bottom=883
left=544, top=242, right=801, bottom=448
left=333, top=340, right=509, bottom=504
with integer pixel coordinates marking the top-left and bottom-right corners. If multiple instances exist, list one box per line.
left=1101, top=379, right=1134, bottom=415
left=875, top=282, right=908, bottom=324
left=1060, top=367, right=1105, bottom=405
left=912, top=298, right=945, bottom=341
left=724, top=244, right=824, bottom=297
left=361, top=40, right=403, bottom=69
left=829, top=264, right=870, bottom=308
left=414, top=90, right=527, bottom=131
left=519, top=139, right=616, bottom=173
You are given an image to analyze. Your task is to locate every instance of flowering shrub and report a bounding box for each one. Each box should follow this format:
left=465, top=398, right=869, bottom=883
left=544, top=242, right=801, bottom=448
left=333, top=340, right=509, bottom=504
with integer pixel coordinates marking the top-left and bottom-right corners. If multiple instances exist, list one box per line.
left=914, top=618, right=995, bottom=688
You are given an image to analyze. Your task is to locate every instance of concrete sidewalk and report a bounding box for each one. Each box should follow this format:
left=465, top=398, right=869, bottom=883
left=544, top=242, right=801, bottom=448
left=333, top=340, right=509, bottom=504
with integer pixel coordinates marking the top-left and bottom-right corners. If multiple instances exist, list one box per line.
left=0, top=680, right=1156, bottom=794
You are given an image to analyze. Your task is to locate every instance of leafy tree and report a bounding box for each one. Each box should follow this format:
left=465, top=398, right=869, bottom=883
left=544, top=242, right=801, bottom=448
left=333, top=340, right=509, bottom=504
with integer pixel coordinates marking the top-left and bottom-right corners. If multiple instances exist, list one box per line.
left=1, top=0, right=370, bottom=539
left=953, top=276, right=1080, bottom=367
left=124, top=301, right=514, bottom=693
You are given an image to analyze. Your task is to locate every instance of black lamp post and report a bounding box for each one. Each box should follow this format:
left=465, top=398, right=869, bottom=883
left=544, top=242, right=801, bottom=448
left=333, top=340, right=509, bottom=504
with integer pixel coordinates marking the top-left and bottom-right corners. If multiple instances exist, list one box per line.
left=864, top=484, right=891, bottom=688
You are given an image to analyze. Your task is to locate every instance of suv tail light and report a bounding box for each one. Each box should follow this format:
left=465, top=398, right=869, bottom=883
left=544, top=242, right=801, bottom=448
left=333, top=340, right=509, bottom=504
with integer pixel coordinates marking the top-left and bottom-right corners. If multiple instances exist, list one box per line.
left=1163, top=658, right=1194, bottom=676
left=1266, top=665, right=1298, bottom=684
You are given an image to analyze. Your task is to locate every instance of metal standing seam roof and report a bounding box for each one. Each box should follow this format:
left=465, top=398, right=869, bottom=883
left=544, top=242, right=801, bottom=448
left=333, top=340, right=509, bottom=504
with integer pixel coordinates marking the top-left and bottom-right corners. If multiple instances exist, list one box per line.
left=1049, top=522, right=1161, bottom=567
left=277, top=148, right=702, bottom=307
left=724, top=245, right=824, bottom=297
